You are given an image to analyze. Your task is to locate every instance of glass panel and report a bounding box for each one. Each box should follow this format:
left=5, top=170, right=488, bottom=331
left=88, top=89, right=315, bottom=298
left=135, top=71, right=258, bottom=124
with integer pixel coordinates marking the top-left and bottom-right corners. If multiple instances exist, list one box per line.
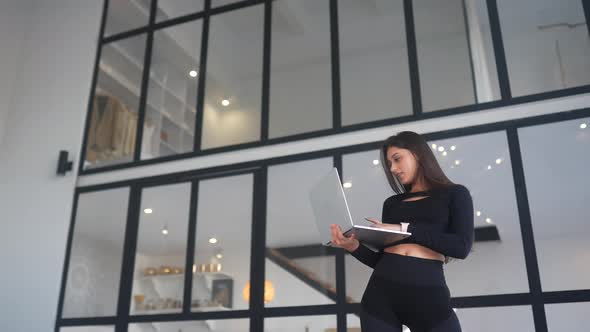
left=129, top=318, right=249, bottom=332
left=85, top=35, right=147, bottom=169
left=339, top=0, right=412, bottom=125
left=498, top=0, right=590, bottom=96
left=130, top=183, right=191, bottom=315
left=265, top=315, right=337, bottom=332
left=269, top=0, right=332, bottom=138
left=104, top=0, right=151, bottom=37
left=342, top=149, right=395, bottom=302
left=455, top=306, right=534, bottom=332
left=60, top=327, right=114, bottom=332
left=62, top=188, right=129, bottom=318
left=518, top=117, right=590, bottom=291
left=546, top=302, right=590, bottom=332
left=142, top=21, right=203, bottom=159
left=430, top=132, right=529, bottom=296
left=266, top=158, right=336, bottom=307
left=415, top=0, right=499, bottom=112
left=192, top=174, right=253, bottom=312
left=156, top=0, right=205, bottom=22
left=202, top=5, right=263, bottom=149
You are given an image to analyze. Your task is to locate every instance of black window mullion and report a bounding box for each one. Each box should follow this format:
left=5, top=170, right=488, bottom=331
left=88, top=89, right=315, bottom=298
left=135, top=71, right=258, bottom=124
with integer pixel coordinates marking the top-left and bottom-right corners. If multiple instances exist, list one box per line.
left=506, top=128, right=547, bottom=332
left=115, top=185, right=143, bottom=332
left=193, top=0, right=212, bottom=152
left=251, top=168, right=267, bottom=332
left=133, top=0, right=158, bottom=161
left=78, top=0, right=110, bottom=174
left=330, top=0, right=342, bottom=129
left=333, top=154, right=347, bottom=332
left=182, top=180, right=200, bottom=313
left=583, top=0, right=590, bottom=38
left=403, top=0, right=423, bottom=116
left=260, top=0, right=272, bottom=142
left=54, top=192, right=81, bottom=332
left=486, top=0, right=512, bottom=100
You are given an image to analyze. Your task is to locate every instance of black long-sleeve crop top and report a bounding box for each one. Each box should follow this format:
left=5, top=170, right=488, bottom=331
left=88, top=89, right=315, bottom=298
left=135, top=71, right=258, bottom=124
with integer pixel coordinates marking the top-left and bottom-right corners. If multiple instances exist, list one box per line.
left=349, top=184, right=474, bottom=268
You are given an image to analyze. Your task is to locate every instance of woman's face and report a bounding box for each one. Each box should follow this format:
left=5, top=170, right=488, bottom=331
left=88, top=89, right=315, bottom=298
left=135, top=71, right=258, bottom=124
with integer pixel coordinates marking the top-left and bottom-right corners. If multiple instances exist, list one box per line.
left=385, top=146, right=419, bottom=185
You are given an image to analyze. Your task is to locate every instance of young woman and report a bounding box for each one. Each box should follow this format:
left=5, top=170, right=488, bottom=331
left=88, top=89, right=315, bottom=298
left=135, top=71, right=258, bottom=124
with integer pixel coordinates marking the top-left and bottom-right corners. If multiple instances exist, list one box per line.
left=330, top=131, right=474, bottom=332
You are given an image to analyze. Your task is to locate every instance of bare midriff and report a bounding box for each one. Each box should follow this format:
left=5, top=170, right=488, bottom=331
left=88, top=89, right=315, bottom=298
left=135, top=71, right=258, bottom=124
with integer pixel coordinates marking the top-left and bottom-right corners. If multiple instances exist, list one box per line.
left=384, top=243, right=445, bottom=262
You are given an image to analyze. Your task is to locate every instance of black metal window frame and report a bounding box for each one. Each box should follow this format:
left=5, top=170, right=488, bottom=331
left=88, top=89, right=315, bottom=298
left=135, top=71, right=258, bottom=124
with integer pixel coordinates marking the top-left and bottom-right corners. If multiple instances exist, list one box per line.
left=57, top=106, right=590, bottom=332
left=78, top=0, right=590, bottom=175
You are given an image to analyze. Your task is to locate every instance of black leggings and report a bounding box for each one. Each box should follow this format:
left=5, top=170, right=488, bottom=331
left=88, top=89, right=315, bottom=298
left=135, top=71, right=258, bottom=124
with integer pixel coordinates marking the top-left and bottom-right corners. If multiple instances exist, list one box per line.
left=360, top=252, right=462, bottom=332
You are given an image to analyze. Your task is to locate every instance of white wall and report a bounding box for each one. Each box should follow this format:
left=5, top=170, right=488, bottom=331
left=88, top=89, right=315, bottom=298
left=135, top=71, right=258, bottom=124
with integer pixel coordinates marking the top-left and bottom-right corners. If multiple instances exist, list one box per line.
left=0, top=1, right=102, bottom=331
left=0, top=0, right=33, bottom=147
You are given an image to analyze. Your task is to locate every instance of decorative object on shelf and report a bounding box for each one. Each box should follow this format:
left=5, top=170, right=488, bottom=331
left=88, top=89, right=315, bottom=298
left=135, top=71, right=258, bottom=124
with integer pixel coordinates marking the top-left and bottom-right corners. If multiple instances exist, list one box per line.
left=143, top=267, right=157, bottom=276
left=211, top=279, right=233, bottom=309
left=242, top=280, right=275, bottom=304
left=172, top=267, right=184, bottom=274
left=133, top=294, right=145, bottom=310
left=158, top=266, right=173, bottom=275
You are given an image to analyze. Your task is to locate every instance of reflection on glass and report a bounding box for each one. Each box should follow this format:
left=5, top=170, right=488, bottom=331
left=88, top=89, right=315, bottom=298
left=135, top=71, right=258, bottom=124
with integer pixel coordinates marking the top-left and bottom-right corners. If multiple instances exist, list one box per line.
left=60, top=327, right=114, bottom=332
left=156, top=0, right=205, bottom=22
left=62, top=189, right=129, bottom=318
left=339, top=0, right=412, bottom=125
left=142, top=21, right=203, bottom=159
left=498, top=0, right=590, bottom=96
left=269, top=0, right=332, bottom=138
left=265, top=315, right=337, bottom=332
left=415, top=0, right=499, bottom=111
left=519, top=117, right=590, bottom=291
left=546, top=302, right=590, bottom=332
left=129, top=318, right=249, bottom=332
left=430, top=132, right=529, bottom=296
left=455, top=306, right=534, bottom=332
left=85, top=35, right=147, bottom=169
left=342, top=149, right=394, bottom=301
left=130, top=183, right=191, bottom=315
left=104, top=0, right=151, bottom=37
left=192, top=174, right=253, bottom=312
left=202, top=5, right=263, bottom=149
left=266, top=159, right=336, bottom=307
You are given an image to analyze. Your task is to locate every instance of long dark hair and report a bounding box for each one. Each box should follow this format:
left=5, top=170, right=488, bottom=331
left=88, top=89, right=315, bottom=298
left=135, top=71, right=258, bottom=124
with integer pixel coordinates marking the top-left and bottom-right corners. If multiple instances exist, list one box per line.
left=380, top=131, right=454, bottom=194
left=381, top=131, right=468, bottom=264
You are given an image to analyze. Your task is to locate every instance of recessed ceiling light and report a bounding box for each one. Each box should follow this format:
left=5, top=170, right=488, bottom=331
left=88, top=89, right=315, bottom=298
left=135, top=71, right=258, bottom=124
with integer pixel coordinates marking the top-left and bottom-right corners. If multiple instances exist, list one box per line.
left=450, top=145, right=456, bottom=151
left=209, top=237, right=218, bottom=244
left=431, top=143, right=437, bottom=149
left=487, top=165, right=492, bottom=170
left=372, top=159, right=380, bottom=166
left=485, top=218, right=492, bottom=224
left=189, top=70, right=198, bottom=77
left=496, top=158, right=503, bottom=165
left=216, top=254, right=223, bottom=259
left=454, top=160, right=460, bottom=165
left=221, top=99, right=230, bottom=107
left=579, top=123, right=587, bottom=129
left=162, top=227, right=168, bottom=235
left=476, top=211, right=481, bottom=216
left=442, top=151, right=448, bottom=156
left=144, top=208, right=153, bottom=214
left=343, top=182, right=352, bottom=188
left=438, top=146, right=445, bottom=152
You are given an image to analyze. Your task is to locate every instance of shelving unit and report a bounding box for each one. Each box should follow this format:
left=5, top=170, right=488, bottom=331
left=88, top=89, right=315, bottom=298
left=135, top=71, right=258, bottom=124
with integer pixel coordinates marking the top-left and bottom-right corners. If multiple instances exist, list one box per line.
left=96, top=9, right=199, bottom=160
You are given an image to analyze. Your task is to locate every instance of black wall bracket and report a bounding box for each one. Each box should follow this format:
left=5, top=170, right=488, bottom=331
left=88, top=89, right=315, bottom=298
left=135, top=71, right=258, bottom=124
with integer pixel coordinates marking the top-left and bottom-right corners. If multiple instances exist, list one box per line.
left=57, top=150, right=73, bottom=176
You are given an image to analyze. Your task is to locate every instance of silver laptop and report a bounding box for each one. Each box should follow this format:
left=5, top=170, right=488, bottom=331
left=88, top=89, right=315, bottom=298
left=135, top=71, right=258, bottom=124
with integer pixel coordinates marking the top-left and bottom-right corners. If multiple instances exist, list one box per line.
left=309, top=168, right=411, bottom=249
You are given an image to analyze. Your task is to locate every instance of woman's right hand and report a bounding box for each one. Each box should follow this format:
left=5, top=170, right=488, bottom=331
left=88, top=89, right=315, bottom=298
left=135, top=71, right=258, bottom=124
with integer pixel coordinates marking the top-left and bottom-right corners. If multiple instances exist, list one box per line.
left=330, top=224, right=359, bottom=252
